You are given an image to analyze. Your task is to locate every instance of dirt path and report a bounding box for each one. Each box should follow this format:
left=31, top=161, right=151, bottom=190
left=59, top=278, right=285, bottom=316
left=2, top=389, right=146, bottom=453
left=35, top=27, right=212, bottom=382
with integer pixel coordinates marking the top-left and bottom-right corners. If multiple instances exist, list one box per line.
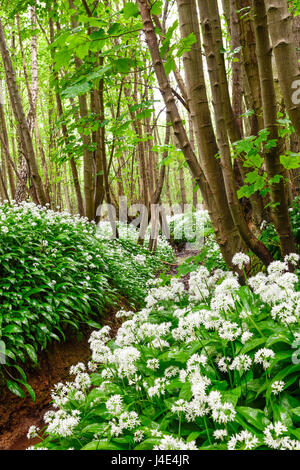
left=0, top=308, right=124, bottom=451
left=158, top=249, right=199, bottom=289
left=0, top=330, right=91, bottom=450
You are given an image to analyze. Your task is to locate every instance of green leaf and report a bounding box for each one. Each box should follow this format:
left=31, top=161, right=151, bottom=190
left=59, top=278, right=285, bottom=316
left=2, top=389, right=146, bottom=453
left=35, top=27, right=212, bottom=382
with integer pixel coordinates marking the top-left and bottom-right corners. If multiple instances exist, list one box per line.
left=123, top=2, right=139, bottom=19
left=150, top=1, right=163, bottom=16
left=164, top=57, right=176, bottom=76
left=237, top=407, right=270, bottom=431
left=12, top=365, right=27, bottom=382
left=81, top=440, right=120, bottom=450
left=24, top=344, right=38, bottom=364
left=116, top=58, right=133, bottom=74
left=61, top=81, right=92, bottom=99
left=85, top=320, right=102, bottom=329
left=280, top=153, right=300, bottom=170
left=22, top=381, right=36, bottom=402
left=6, top=380, right=25, bottom=398
left=134, top=438, right=160, bottom=450
left=3, top=324, right=23, bottom=334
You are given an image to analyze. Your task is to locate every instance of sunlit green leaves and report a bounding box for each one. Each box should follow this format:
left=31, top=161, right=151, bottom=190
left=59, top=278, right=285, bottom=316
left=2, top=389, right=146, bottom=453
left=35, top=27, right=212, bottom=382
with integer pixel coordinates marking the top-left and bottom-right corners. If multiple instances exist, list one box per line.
left=150, top=0, right=163, bottom=16
left=280, top=152, right=300, bottom=170
left=123, top=2, right=139, bottom=19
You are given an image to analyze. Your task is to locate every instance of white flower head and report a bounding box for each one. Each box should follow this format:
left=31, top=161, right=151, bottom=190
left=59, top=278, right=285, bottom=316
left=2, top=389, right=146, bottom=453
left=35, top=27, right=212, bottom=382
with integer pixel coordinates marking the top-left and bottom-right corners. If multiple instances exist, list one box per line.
left=232, top=253, right=250, bottom=269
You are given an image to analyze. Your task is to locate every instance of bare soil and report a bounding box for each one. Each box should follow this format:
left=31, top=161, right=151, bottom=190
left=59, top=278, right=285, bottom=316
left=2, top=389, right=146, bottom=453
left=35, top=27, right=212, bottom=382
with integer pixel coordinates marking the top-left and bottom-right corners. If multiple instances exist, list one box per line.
left=0, top=307, right=125, bottom=451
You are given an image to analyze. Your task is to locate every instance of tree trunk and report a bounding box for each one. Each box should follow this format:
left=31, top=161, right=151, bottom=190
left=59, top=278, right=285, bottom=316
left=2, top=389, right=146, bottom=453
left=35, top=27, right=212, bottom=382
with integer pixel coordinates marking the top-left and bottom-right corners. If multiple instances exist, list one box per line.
left=198, top=0, right=273, bottom=265
left=138, top=0, right=244, bottom=268
left=265, top=0, right=300, bottom=138
left=0, top=18, right=47, bottom=206
left=253, top=0, right=296, bottom=256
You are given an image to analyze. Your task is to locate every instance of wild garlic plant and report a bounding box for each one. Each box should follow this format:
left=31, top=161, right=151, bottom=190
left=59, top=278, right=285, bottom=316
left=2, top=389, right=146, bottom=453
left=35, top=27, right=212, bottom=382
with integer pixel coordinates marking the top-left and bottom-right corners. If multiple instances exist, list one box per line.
left=28, top=254, right=300, bottom=450
left=0, top=201, right=173, bottom=398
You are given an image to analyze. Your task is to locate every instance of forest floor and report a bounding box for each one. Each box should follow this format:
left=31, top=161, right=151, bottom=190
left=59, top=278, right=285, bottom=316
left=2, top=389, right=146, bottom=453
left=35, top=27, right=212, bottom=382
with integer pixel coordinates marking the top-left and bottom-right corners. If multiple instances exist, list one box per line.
left=0, top=310, right=124, bottom=450
left=0, top=248, right=195, bottom=450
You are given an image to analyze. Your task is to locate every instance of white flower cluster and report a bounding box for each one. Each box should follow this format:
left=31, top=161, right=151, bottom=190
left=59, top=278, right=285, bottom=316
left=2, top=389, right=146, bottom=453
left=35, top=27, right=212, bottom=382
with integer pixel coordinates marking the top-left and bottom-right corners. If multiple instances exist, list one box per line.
left=249, top=256, right=300, bottom=326
left=263, top=422, right=300, bottom=450
left=154, top=435, right=198, bottom=450
left=27, top=253, right=300, bottom=451
left=43, top=409, right=81, bottom=437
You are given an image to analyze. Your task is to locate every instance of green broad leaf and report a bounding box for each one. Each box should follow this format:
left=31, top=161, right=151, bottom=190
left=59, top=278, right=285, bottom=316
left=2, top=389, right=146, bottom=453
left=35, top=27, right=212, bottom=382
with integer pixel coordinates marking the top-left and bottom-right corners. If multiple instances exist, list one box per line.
left=89, top=39, right=106, bottom=52
left=239, top=337, right=266, bottom=354
left=134, top=438, right=160, bottom=450
left=107, top=23, right=122, bottom=35
left=272, top=403, right=293, bottom=428
left=81, top=440, right=120, bottom=450
left=85, top=320, right=102, bottom=329
left=54, top=50, right=72, bottom=71
left=237, top=184, right=255, bottom=199
left=136, top=108, right=154, bottom=120
left=164, top=57, right=176, bottom=76
left=187, top=431, right=201, bottom=442
left=24, top=344, right=38, bottom=364
left=90, top=28, right=106, bottom=40
left=116, top=58, right=133, bottom=74
left=247, top=153, right=263, bottom=168
left=269, top=174, right=283, bottom=184
left=177, top=263, right=199, bottom=276
left=4, top=349, right=16, bottom=361
left=24, top=287, right=46, bottom=298
left=61, top=81, right=92, bottom=99
left=12, top=365, right=27, bottom=382
left=176, top=33, right=197, bottom=57
left=123, top=2, right=139, bottom=19
left=291, top=407, right=300, bottom=418
left=270, top=364, right=300, bottom=383
left=280, top=152, right=300, bottom=170
left=22, top=381, right=36, bottom=402
left=150, top=1, right=163, bottom=16
left=222, top=387, right=241, bottom=406
left=76, top=42, right=90, bottom=60
left=236, top=407, right=270, bottom=431
left=81, top=423, right=107, bottom=435
left=291, top=428, right=300, bottom=441
left=245, top=170, right=260, bottom=184
left=6, top=380, right=25, bottom=398
left=265, top=139, right=277, bottom=149
left=265, top=332, right=292, bottom=348
left=3, top=324, right=23, bottom=334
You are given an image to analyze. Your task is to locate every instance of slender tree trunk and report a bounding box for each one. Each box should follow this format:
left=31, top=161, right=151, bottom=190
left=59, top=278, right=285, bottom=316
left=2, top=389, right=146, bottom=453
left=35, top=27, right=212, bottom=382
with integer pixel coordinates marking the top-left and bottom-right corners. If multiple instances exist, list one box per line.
left=253, top=0, right=296, bottom=256
left=265, top=0, right=300, bottom=138
left=0, top=98, right=15, bottom=197
left=49, top=15, right=84, bottom=216
left=235, top=0, right=264, bottom=134
left=138, top=0, right=244, bottom=268
left=0, top=18, right=47, bottom=205
left=198, top=0, right=273, bottom=264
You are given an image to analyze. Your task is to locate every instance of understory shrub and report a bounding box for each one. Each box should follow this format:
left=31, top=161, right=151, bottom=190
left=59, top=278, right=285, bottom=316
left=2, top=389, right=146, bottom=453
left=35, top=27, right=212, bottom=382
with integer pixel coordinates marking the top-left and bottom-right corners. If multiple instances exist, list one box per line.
left=0, top=202, right=173, bottom=398
left=259, top=197, right=300, bottom=260
left=28, top=253, right=300, bottom=450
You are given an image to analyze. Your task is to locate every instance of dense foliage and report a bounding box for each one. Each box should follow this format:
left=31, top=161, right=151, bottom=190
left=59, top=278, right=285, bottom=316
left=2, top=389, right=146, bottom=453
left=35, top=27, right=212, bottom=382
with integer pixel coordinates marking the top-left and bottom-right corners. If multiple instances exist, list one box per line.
left=28, top=254, right=300, bottom=450
left=260, top=197, right=300, bottom=260
left=0, top=202, right=173, bottom=399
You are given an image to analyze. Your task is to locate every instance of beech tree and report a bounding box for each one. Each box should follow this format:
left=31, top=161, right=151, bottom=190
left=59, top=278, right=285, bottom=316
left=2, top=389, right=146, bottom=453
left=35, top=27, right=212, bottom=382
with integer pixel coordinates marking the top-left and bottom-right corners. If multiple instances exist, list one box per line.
left=0, top=0, right=298, bottom=266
